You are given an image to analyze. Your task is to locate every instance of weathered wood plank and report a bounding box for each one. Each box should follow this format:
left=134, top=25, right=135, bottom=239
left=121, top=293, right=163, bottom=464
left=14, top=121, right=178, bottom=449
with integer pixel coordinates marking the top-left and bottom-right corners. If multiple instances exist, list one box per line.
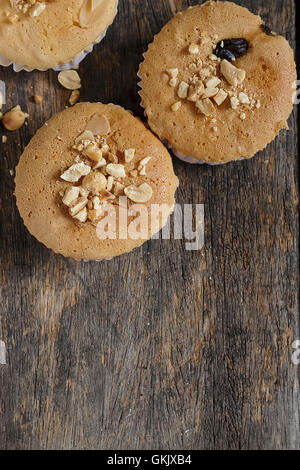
left=0, top=0, right=299, bottom=450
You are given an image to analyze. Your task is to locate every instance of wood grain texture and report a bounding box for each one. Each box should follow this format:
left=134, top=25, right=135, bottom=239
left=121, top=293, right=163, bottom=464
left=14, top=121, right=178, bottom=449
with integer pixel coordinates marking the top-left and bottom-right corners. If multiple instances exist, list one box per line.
left=0, top=0, right=299, bottom=450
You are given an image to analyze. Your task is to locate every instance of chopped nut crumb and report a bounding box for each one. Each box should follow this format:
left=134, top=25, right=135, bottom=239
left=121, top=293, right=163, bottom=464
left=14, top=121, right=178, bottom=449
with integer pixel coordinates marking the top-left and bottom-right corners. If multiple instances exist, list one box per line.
left=171, top=101, right=182, bottom=112
left=189, top=43, right=199, bottom=54
left=61, top=162, right=91, bottom=182
left=106, top=163, right=126, bottom=179
left=73, top=207, right=88, bottom=223
left=94, top=158, right=107, bottom=169
left=238, top=92, right=250, bottom=105
left=29, top=2, right=46, bottom=18
left=124, top=148, right=135, bottom=163
left=169, top=78, right=178, bottom=87
left=166, top=68, right=179, bottom=78
left=187, top=84, right=204, bottom=102
left=205, top=76, right=221, bottom=88
left=203, top=87, right=219, bottom=98
left=124, top=183, right=153, bottom=203
left=220, top=59, right=246, bottom=87
left=83, top=143, right=103, bottom=163
left=69, top=90, right=80, bottom=106
left=69, top=197, right=88, bottom=217
left=106, top=176, right=114, bottom=192
left=177, top=81, right=189, bottom=99
left=34, top=95, right=43, bottom=104
left=81, top=172, right=107, bottom=195
left=240, top=112, right=246, bottom=120
left=213, top=89, right=228, bottom=106
left=74, top=130, right=94, bottom=145
left=196, top=98, right=216, bottom=116
left=139, top=156, right=152, bottom=167
left=199, top=68, right=211, bottom=80
left=62, top=186, right=80, bottom=207
left=230, top=96, right=240, bottom=110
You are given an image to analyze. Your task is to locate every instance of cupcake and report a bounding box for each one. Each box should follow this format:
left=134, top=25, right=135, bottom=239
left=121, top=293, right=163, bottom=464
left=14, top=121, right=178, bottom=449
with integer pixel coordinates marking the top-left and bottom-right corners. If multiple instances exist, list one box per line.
left=138, top=1, right=296, bottom=164
left=15, top=103, right=179, bottom=260
left=0, top=0, right=118, bottom=71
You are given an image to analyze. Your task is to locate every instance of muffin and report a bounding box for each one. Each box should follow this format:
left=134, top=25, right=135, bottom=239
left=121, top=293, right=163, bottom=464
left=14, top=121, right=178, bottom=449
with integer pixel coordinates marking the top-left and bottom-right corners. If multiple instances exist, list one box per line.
left=15, top=103, right=179, bottom=260
left=0, top=0, right=118, bottom=71
left=138, top=1, right=296, bottom=164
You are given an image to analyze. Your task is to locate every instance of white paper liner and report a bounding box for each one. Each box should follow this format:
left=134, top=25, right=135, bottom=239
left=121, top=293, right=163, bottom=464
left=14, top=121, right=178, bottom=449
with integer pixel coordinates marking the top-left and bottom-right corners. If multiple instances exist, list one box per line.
left=0, top=1, right=118, bottom=72
left=137, top=43, right=245, bottom=166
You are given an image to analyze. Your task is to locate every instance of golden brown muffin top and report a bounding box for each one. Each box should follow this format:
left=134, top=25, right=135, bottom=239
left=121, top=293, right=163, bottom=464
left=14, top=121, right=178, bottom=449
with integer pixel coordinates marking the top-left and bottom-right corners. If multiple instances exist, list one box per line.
left=139, top=1, right=296, bottom=163
left=0, top=0, right=118, bottom=69
left=15, top=103, right=179, bottom=260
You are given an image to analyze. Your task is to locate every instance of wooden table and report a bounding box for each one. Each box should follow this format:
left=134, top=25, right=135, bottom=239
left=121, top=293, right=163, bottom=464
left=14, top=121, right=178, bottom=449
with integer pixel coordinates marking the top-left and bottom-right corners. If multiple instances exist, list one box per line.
left=0, top=0, right=299, bottom=450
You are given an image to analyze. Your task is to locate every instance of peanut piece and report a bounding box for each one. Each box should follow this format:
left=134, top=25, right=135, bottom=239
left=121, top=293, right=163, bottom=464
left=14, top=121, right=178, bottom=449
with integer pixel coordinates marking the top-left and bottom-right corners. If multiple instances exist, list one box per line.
left=2, top=106, right=29, bottom=131
left=220, top=59, right=246, bottom=87
left=196, top=98, right=216, bottom=116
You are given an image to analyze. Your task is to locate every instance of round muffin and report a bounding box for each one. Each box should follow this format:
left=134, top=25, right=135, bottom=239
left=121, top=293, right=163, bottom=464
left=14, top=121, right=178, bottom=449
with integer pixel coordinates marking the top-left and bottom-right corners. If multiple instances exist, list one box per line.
left=0, top=0, right=118, bottom=71
left=15, top=103, right=179, bottom=260
left=138, top=1, right=296, bottom=164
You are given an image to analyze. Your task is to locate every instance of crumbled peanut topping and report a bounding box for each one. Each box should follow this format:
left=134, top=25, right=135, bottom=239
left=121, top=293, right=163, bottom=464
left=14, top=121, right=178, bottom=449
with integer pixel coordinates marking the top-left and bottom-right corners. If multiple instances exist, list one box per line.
left=177, top=81, right=189, bottom=99
left=163, top=33, right=260, bottom=123
left=62, top=186, right=80, bottom=207
left=166, top=68, right=179, bottom=78
left=230, top=96, right=240, bottom=110
left=203, top=87, right=219, bottom=98
left=106, top=163, right=126, bottom=179
left=124, top=148, right=135, bottom=163
left=196, top=98, right=216, bottom=117
left=220, top=59, right=246, bottom=87
left=69, top=90, right=80, bottom=106
left=106, top=176, right=114, bottom=192
left=213, top=89, right=227, bottom=106
left=83, top=143, right=103, bottom=163
left=124, top=183, right=153, bottom=203
left=61, top=162, right=91, bottom=183
left=205, top=77, right=221, bottom=88
left=238, top=92, right=250, bottom=105
left=171, top=101, right=182, bottom=112
left=59, top=116, right=154, bottom=226
left=6, top=1, right=47, bottom=22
